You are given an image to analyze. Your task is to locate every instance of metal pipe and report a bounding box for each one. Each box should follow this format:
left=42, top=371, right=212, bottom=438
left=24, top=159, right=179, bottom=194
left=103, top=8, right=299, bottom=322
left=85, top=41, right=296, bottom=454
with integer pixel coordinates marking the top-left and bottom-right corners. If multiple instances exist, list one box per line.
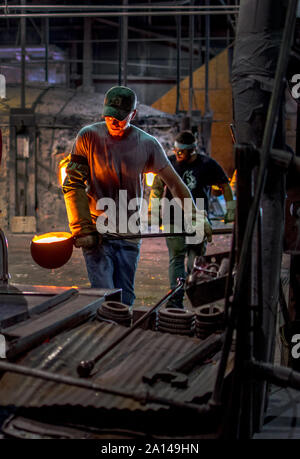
left=44, top=17, right=49, bottom=82
left=0, top=360, right=214, bottom=414
left=77, top=278, right=185, bottom=377
left=0, top=11, right=240, bottom=18
left=121, top=0, right=128, bottom=86
left=118, top=16, right=122, bottom=86
left=204, top=0, right=210, bottom=115
left=247, top=360, right=300, bottom=392
left=1, top=4, right=240, bottom=10
left=175, top=15, right=181, bottom=114
left=20, top=0, right=26, bottom=109
left=0, top=229, right=9, bottom=286
left=188, top=0, right=194, bottom=121
left=82, top=17, right=93, bottom=92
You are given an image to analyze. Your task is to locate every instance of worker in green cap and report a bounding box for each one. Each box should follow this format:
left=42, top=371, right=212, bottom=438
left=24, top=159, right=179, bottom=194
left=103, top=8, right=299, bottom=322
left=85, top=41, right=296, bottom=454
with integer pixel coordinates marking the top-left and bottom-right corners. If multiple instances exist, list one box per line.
left=62, top=86, right=212, bottom=306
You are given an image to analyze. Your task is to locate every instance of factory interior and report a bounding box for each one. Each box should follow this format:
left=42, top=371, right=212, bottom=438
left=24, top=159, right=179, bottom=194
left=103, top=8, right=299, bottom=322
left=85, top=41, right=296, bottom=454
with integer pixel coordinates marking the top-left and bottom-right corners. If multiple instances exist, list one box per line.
left=0, top=0, right=300, bottom=442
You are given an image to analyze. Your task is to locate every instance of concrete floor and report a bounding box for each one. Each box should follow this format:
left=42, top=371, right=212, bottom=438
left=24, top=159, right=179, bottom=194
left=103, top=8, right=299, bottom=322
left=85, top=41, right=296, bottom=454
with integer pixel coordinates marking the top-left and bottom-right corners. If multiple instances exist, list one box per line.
left=5, top=231, right=232, bottom=308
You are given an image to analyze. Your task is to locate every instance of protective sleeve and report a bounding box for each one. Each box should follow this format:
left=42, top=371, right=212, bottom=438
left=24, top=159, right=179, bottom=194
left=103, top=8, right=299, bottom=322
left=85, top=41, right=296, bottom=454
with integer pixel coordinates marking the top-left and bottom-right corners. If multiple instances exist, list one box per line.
left=62, top=133, right=96, bottom=236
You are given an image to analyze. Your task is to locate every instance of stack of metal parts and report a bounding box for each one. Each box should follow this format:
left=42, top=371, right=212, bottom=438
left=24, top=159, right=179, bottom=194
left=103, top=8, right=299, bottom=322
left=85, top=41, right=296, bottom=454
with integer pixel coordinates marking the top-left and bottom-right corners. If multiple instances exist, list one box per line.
left=191, top=256, right=230, bottom=282
left=96, top=301, right=132, bottom=327
left=195, top=304, right=224, bottom=339
left=156, top=308, right=195, bottom=336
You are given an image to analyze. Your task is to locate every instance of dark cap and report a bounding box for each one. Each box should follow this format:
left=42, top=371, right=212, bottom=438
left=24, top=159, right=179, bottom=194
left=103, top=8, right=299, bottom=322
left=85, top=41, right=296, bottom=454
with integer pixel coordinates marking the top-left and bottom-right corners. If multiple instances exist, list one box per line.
left=102, top=86, right=137, bottom=121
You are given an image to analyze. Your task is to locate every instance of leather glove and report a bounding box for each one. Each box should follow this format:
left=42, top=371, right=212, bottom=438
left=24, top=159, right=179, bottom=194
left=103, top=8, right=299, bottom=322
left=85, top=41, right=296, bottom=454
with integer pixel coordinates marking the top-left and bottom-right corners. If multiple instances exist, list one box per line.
left=74, top=233, right=100, bottom=249
left=185, top=210, right=212, bottom=245
left=224, top=200, right=236, bottom=223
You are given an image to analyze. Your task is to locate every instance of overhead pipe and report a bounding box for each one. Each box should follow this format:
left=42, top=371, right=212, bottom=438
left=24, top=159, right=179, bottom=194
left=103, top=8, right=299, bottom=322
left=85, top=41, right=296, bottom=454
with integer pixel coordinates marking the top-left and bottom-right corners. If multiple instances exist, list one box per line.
left=1, top=4, right=240, bottom=11
left=0, top=11, right=240, bottom=19
left=20, top=0, right=26, bottom=109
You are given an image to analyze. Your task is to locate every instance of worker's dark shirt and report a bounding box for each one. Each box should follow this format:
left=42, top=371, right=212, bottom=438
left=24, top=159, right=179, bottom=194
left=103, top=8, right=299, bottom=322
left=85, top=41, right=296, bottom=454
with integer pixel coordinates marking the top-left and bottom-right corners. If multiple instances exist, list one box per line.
left=166, top=153, right=228, bottom=210
left=151, top=153, right=228, bottom=227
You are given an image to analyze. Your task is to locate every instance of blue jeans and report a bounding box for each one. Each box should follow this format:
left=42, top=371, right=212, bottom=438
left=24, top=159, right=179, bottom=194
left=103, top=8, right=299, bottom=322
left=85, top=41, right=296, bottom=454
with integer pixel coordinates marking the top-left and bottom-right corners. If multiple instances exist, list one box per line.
left=82, top=239, right=140, bottom=307
left=166, top=236, right=206, bottom=307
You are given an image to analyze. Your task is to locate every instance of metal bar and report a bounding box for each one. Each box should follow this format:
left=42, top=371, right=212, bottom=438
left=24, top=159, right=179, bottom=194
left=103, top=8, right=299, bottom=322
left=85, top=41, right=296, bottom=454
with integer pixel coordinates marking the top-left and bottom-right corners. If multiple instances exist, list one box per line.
left=121, top=0, right=128, bottom=86
left=211, top=145, right=254, bottom=408
left=44, top=37, right=235, bottom=44
left=0, top=229, right=9, bottom=286
left=0, top=360, right=214, bottom=414
left=82, top=17, right=93, bottom=91
left=204, top=0, right=210, bottom=114
left=20, top=0, right=26, bottom=109
left=0, top=11, right=240, bottom=18
left=247, top=360, right=300, bottom=392
left=103, top=231, right=196, bottom=240
left=118, top=16, right=122, bottom=86
left=4, top=297, right=104, bottom=360
left=1, top=58, right=190, bottom=71
left=175, top=15, right=181, bottom=114
left=77, top=279, right=184, bottom=377
left=44, top=17, right=49, bottom=82
left=1, top=4, right=240, bottom=11
left=28, top=288, right=78, bottom=316
left=223, top=224, right=236, bottom=324
left=188, top=0, right=194, bottom=121
left=0, top=2, right=239, bottom=11
left=169, top=332, right=224, bottom=373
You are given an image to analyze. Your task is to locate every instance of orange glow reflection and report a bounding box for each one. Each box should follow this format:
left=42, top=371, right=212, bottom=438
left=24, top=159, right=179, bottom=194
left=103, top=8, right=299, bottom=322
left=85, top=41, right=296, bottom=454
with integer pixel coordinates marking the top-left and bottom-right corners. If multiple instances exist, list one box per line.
left=32, top=232, right=72, bottom=244
left=60, top=166, right=67, bottom=186
left=58, top=155, right=70, bottom=186
left=145, top=172, right=156, bottom=187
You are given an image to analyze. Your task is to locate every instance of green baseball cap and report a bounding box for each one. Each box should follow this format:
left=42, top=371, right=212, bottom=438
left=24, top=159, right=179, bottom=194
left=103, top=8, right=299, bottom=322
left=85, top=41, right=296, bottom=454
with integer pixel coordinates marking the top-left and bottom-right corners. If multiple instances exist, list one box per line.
left=102, top=86, right=137, bottom=121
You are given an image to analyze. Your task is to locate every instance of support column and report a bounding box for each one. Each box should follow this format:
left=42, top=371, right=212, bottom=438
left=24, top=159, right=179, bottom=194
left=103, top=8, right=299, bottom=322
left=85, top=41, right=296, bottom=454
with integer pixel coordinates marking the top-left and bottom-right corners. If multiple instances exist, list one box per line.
left=82, top=18, right=94, bottom=93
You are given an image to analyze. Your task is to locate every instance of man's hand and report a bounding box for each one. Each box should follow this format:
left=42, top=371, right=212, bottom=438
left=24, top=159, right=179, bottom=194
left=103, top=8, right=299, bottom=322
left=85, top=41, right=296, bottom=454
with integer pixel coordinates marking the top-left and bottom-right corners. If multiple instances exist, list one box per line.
left=185, top=210, right=212, bottom=245
left=204, top=217, right=213, bottom=242
left=74, top=233, right=100, bottom=249
left=224, top=200, right=236, bottom=223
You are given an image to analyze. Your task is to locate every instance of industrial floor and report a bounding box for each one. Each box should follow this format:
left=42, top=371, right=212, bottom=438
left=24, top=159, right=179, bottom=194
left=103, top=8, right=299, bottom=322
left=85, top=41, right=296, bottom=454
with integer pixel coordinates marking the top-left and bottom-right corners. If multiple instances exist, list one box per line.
left=5, top=231, right=232, bottom=309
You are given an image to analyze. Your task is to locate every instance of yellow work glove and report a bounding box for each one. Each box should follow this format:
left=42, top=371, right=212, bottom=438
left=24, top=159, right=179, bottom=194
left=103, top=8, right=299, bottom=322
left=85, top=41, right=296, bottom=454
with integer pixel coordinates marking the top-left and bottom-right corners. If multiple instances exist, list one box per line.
left=224, top=200, right=236, bottom=223
left=74, top=233, right=100, bottom=249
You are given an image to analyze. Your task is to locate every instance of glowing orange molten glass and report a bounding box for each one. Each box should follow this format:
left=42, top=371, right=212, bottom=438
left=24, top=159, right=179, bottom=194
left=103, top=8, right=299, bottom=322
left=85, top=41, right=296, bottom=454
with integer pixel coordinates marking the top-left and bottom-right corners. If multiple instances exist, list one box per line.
left=145, top=172, right=156, bottom=187
left=33, top=236, right=68, bottom=244
left=31, top=232, right=74, bottom=269
left=32, top=232, right=72, bottom=244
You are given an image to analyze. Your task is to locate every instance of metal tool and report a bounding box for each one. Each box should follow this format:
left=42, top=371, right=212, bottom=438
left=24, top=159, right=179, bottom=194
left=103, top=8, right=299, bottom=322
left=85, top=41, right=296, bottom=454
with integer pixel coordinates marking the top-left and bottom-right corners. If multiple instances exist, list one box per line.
left=0, top=360, right=213, bottom=415
left=143, top=332, right=224, bottom=388
left=31, top=231, right=197, bottom=269
left=76, top=278, right=185, bottom=378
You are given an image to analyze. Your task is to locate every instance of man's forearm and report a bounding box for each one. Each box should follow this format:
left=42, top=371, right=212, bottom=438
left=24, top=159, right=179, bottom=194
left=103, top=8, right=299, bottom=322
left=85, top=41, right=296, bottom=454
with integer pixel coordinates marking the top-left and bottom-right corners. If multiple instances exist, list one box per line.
left=167, top=180, right=198, bottom=215
left=64, top=189, right=96, bottom=236
left=220, top=183, right=234, bottom=202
